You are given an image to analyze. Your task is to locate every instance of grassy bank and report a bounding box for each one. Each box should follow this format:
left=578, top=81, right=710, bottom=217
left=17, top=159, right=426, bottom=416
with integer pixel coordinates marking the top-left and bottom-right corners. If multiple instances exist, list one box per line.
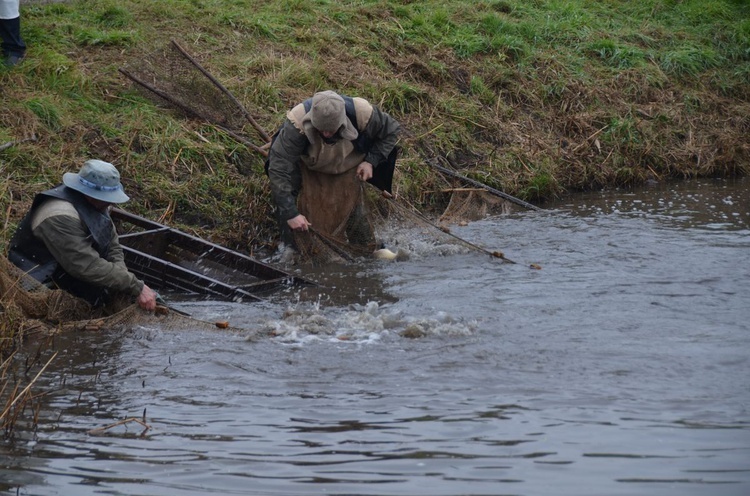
left=1, top=0, right=748, bottom=253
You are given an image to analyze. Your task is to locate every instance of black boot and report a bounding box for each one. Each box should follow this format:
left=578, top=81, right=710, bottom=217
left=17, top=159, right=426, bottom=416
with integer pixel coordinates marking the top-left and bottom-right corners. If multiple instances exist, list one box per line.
left=1, top=16, right=26, bottom=66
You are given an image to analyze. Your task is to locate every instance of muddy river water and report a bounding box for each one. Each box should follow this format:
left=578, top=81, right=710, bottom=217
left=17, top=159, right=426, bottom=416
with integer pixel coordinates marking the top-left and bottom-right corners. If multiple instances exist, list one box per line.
left=2, top=177, right=749, bottom=496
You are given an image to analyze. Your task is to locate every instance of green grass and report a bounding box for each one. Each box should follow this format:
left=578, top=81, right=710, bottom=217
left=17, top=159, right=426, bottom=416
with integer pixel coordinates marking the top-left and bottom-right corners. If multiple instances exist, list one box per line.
left=1, top=0, right=748, bottom=255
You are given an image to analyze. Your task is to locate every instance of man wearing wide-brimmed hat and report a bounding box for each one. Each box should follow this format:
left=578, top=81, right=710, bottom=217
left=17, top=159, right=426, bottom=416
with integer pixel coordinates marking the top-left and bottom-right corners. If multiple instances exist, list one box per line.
left=8, top=159, right=157, bottom=310
left=266, top=90, right=400, bottom=257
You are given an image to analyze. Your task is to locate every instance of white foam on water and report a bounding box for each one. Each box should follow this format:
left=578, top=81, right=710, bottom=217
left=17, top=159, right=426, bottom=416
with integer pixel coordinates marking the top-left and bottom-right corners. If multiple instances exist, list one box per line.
left=260, top=299, right=476, bottom=344
left=378, top=224, right=473, bottom=260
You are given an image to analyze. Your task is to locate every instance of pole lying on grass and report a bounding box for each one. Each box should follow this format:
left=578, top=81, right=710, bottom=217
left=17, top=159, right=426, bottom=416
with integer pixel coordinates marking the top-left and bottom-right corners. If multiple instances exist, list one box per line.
left=169, top=40, right=271, bottom=144
left=118, top=66, right=270, bottom=157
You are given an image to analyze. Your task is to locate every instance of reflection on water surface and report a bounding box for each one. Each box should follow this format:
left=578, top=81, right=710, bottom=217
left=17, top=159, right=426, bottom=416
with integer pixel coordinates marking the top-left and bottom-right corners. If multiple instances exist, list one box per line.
left=2, top=177, right=749, bottom=496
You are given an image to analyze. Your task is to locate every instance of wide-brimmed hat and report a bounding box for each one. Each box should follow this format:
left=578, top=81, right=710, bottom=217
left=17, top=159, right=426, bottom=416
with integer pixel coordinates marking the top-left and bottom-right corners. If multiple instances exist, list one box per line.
left=304, top=90, right=358, bottom=140
left=62, top=159, right=130, bottom=204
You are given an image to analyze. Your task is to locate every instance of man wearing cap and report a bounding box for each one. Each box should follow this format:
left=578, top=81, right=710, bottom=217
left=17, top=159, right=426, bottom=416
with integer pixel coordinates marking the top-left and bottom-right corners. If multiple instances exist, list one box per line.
left=266, top=90, right=400, bottom=251
left=8, top=160, right=157, bottom=311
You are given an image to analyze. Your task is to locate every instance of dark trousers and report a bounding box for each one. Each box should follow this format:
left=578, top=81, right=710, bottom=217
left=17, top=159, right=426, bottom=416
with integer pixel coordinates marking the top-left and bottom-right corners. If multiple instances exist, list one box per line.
left=275, top=206, right=295, bottom=248
left=0, top=16, right=25, bottom=57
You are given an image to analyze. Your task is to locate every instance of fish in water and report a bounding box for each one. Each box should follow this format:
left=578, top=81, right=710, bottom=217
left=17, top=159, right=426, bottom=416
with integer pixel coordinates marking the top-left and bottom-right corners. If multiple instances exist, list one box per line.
left=373, top=248, right=410, bottom=261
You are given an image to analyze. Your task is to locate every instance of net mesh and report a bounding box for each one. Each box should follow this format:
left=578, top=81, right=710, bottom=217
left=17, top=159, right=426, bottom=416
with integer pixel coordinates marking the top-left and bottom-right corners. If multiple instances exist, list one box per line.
left=119, top=40, right=268, bottom=151
left=438, top=188, right=512, bottom=225
left=288, top=181, right=513, bottom=266
left=0, top=257, right=258, bottom=339
left=118, top=40, right=517, bottom=266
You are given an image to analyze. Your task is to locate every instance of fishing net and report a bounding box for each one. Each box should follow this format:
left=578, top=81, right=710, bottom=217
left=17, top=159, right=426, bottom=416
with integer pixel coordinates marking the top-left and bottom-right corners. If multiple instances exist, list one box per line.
left=118, top=40, right=522, bottom=266
left=291, top=166, right=377, bottom=265
left=287, top=180, right=516, bottom=266
left=0, top=257, right=257, bottom=339
left=119, top=40, right=269, bottom=154
left=438, top=188, right=513, bottom=225
left=364, top=186, right=511, bottom=260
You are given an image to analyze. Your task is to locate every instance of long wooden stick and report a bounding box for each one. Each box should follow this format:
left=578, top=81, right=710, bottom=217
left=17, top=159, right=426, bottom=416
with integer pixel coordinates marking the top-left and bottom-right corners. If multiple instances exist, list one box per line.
left=430, top=162, right=543, bottom=211
left=88, top=417, right=151, bottom=436
left=170, top=40, right=271, bottom=143
left=119, top=67, right=268, bottom=156
left=0, top=135, right=37, bottom=152
left=366, top=183, right=518, bottom=264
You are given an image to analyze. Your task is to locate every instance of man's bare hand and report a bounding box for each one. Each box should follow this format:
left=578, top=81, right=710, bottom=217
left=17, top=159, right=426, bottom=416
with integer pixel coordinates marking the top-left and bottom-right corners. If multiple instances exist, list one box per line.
left=137, top=284, right=158, bottom=311
left=356, top=162, right=373, bottom=181
left=287, top=214, right=312, bottom=231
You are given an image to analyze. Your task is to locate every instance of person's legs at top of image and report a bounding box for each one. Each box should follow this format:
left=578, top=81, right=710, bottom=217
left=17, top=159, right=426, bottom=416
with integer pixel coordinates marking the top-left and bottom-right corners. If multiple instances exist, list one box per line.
left=0, top=0, right=26, bottom=67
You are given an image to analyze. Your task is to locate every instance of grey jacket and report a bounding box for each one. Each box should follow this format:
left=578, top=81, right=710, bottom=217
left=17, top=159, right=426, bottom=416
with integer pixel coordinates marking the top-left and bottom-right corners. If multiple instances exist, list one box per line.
left=9, top=187, right=143, bottom=300
left=267, top=97, right=400, bottom=221
left=32, top=202, right=144, bottom=296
